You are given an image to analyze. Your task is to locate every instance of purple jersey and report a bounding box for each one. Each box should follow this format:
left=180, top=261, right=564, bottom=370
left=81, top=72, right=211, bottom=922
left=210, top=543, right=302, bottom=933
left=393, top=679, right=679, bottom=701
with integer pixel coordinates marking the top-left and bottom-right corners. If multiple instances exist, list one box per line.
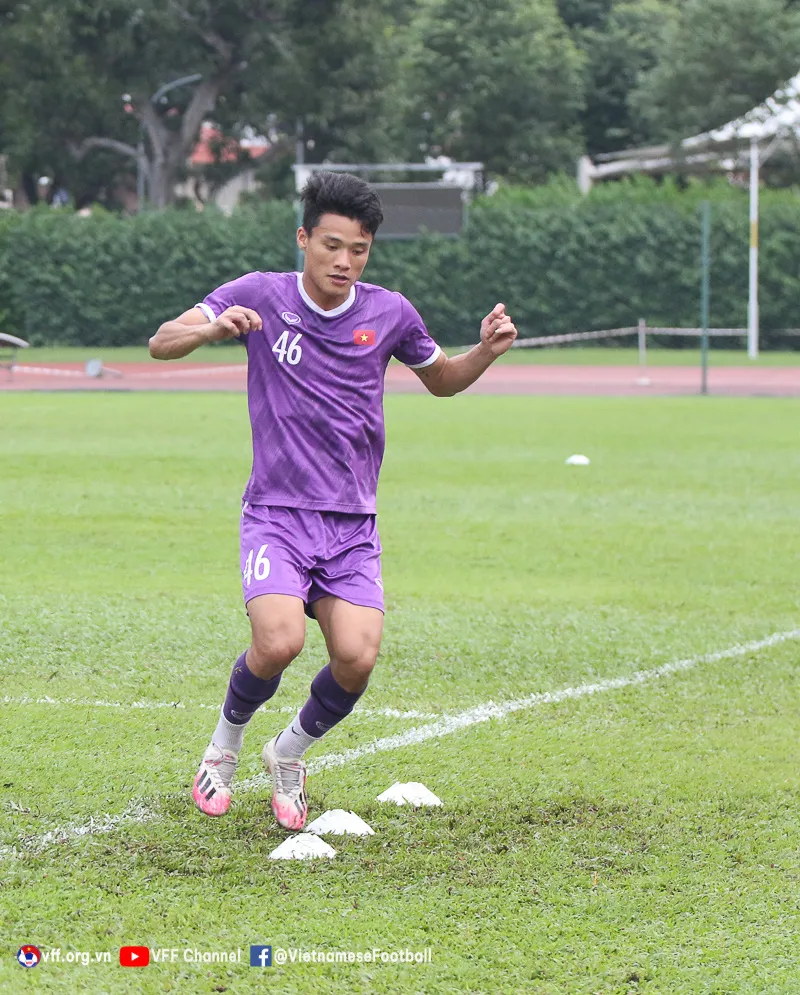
left=197, top=271, right=440, bottom=513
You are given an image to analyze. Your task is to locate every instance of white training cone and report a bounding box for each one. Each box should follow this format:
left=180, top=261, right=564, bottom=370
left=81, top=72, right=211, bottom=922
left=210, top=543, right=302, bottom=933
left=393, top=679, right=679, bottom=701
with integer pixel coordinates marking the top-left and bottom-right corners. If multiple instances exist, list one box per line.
left=268, top=834, right=336, bottom=860
left=376, top=782, right=443, bottom=807
left=304, top=810, right=376, bottom=837
left=565, top=454, right=591, bottom=466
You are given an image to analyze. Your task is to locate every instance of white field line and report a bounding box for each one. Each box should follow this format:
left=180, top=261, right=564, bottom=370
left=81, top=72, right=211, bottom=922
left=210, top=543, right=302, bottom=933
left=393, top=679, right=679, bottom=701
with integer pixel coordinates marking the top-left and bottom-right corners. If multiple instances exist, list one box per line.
left=241, top=627, right=800, bottom=785
left=0, top=695, right=439, bottom=722
left=2, top=628, right=798, bottom=860
left=0, top=802, right=157, bottom=860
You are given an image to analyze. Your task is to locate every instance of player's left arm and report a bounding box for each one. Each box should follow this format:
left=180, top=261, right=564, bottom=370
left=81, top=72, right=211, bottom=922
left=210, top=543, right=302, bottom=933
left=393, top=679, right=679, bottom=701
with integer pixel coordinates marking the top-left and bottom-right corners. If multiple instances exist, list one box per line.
left=412, top=303, right=517, bottom=397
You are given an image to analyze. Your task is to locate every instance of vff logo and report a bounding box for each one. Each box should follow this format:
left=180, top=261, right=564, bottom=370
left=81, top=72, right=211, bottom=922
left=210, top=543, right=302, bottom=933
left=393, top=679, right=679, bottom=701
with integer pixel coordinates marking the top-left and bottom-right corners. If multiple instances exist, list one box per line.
left=17, top=945, right=41, bottom=968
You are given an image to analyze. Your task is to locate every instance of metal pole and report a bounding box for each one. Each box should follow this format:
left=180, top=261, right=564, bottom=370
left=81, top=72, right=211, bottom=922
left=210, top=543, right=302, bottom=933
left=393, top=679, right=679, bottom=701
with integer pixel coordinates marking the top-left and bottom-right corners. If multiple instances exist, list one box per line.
left=700, top=200, right=711, bottom=395
left=295, top=201, right=304, bottom=274
left=636, top=318, right=650, bottom=386
left=748, top=137, right=759, bottom=359
left=136, top=127, right=145, bottom=213
left=295, top=120, right=305, bottom=274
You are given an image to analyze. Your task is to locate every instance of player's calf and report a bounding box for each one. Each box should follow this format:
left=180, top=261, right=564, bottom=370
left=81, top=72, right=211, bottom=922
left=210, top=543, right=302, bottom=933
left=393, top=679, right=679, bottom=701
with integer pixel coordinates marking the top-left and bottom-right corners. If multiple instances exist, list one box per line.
left=264, top=662, right=369, bottom=829
left=193, top=650, right=284, bottom=818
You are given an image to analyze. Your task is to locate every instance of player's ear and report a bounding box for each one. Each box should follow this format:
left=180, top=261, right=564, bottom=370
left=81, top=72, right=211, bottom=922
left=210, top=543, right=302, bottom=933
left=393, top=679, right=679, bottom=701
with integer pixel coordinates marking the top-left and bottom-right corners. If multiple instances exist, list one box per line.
left=297, top=226, right=308, bottom=250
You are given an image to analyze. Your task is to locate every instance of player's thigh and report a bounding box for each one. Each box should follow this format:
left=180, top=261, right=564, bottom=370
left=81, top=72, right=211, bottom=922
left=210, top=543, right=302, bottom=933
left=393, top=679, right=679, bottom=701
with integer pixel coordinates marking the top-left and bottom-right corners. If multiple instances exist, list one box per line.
left=246, top=594, right=307, bottom=667
left=313, top=596, right=384, bottom=672
left=240, top=503, right=316, bottom=604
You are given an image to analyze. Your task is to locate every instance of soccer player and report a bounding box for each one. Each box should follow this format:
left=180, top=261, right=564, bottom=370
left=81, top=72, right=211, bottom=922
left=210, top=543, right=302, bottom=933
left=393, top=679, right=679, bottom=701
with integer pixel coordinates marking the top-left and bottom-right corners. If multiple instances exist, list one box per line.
left=149, top=171, right=517, bottom=830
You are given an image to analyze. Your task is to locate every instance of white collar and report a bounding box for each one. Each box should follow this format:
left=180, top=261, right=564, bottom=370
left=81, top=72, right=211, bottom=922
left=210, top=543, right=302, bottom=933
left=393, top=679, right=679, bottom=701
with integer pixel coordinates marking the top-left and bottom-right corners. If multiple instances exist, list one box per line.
left=296, top=271, right=356, bottom=318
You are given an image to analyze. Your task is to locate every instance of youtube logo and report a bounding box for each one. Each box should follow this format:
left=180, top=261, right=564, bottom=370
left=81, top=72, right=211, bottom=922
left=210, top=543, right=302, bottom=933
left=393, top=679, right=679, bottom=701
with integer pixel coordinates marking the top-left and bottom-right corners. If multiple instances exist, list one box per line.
left=119, top=946, right=150, bottom=968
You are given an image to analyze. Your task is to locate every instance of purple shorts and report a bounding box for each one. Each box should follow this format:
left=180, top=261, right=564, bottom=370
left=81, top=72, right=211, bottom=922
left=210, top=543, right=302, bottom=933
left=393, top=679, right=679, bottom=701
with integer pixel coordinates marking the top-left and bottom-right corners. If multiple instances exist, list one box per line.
left=240, top=503, right=384, bottom=614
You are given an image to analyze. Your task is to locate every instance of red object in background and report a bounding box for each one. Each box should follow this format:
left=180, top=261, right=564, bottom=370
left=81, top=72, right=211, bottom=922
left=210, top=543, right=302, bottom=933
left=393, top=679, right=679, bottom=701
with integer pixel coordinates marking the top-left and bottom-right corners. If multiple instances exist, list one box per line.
left=190, top=123, right=270, bottom=166
left=119, top=946, right=150, bottom=967
left=353, top=329, right=376, bottom=346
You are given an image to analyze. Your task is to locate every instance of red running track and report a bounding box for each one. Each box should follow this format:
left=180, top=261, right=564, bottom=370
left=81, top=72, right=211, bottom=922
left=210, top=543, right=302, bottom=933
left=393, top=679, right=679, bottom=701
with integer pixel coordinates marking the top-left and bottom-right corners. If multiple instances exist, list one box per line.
left=2, top=362, right=799, bottom=396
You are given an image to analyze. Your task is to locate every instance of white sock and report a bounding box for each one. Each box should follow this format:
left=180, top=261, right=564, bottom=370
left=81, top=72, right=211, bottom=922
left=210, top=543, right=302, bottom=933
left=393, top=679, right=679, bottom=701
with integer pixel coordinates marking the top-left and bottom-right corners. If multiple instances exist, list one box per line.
left=274, top=714, right=318, bottom=760
left=212, top=711, right=246, bottom=753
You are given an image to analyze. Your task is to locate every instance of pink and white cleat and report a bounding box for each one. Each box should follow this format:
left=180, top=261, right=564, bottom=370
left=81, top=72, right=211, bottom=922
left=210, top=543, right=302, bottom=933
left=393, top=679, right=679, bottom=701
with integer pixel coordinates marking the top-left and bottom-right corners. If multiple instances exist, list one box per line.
left=192, top=743, right=238, bottom=817
left=262, top=736, right=308, bottom=830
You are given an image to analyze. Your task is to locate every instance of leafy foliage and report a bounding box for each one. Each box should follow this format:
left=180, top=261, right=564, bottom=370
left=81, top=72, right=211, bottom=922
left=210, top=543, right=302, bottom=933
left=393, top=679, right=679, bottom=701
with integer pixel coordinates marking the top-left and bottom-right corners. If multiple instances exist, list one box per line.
left=4, top=0, right=800, bottom=199
left=1, top=204, right=295, bottom=345
left=401, top=0, right=586, bottom=182
left=0, top=0, right=400, bottom=207
left=631, top=0, right=800, bottom=140
left=578, top=0, right=677, bottom=155
left=3, top=183, right=800, bottom=348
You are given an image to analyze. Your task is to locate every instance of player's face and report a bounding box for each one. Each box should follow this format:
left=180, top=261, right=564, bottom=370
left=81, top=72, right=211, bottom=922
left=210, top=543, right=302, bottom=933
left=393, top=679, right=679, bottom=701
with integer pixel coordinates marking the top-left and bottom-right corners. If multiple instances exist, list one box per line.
left=298, top=214, right=373, bottom=307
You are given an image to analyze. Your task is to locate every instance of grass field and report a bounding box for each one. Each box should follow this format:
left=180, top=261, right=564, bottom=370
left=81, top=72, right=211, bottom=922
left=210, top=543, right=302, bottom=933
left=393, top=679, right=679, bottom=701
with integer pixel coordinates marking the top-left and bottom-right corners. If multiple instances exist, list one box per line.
left=1, top=391, right=799, bottom=994
left=14, top=344, right=800, bottom=366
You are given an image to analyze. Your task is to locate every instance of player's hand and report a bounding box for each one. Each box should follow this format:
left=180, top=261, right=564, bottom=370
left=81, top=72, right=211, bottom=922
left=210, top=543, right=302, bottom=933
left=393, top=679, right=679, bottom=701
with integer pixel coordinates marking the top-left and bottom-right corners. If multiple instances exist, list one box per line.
left=480, top=303, right=517, bottom=357
left=207, top=306, right=262, bottom=342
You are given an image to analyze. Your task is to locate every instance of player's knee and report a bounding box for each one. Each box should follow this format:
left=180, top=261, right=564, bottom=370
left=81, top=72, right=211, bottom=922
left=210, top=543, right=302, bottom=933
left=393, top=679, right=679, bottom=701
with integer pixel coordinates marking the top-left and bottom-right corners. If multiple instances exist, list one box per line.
left=335, top=639, right=380, bottom=685
left=249, top=626, right=304, bottom=673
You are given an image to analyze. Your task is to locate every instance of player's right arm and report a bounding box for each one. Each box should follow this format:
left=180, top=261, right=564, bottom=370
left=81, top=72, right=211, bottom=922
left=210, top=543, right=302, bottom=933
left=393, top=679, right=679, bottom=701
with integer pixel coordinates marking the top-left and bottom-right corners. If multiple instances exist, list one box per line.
left=149, top=306, right=262, bottom=361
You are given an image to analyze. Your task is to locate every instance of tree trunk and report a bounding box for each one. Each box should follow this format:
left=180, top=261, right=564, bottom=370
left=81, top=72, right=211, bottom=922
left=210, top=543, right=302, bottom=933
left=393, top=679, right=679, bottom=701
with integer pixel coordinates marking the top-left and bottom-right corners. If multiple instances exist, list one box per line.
left=148, top=136, right=188, bottom=209
left=141, top=75, right=225, bottom=208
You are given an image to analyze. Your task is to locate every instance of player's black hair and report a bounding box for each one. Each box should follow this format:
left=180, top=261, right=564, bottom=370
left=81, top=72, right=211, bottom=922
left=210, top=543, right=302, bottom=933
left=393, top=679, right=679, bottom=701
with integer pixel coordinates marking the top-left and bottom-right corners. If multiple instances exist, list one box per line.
left=300, top=171, right=384, bottom=237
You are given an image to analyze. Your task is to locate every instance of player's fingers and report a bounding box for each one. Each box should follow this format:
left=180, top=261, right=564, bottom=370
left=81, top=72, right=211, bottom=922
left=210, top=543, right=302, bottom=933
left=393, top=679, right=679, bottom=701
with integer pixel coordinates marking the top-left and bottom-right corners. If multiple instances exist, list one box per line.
left=214, top=318, right=238, bottom=339
left=228, top=306, right=262, bottom=330
left=488, top=316, right=513, bottom=337
left=493, top=322, right=517, bottom=339
left=219, top=313, right=248, bottom=336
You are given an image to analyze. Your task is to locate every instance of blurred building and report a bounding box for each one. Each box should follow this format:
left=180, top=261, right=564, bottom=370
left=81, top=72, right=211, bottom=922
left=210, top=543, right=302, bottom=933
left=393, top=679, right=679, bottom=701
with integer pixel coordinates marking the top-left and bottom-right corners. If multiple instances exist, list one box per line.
left=175, top=123, right=270, bottom=214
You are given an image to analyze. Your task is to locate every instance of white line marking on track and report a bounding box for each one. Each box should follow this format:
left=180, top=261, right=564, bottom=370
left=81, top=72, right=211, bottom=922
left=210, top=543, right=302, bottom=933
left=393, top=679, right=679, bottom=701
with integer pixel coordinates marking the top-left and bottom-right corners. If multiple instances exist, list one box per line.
left=11, top=364, right=245, bottom=380
left=3, top=628, right=798, bottom=860
left=128, top=365, right=245, bottom=379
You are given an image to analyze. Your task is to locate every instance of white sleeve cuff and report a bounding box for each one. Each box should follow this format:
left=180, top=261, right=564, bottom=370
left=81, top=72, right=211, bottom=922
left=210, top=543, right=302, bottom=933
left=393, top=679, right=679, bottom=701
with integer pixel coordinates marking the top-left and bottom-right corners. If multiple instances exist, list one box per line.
left=405, top=344, right=442, bottom=369
left=195, top=302, right=216, bottom=323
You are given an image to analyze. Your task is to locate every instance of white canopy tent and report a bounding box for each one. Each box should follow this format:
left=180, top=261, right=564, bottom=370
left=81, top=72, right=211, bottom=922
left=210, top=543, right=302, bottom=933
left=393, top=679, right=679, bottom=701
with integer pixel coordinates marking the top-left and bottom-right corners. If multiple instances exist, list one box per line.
left=579, top=71, right=800, bottom=358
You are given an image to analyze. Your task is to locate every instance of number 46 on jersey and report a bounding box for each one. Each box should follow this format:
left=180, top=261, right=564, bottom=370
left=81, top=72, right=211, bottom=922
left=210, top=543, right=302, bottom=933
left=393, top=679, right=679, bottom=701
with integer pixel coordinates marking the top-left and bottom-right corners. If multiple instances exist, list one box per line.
left=272, top=331, right=303, bottom=366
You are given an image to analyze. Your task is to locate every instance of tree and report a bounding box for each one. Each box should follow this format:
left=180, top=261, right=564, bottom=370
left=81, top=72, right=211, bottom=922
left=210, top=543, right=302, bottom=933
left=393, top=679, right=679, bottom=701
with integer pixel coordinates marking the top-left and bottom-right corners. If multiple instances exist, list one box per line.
left=631, top=0, right=800, bottom=141
left=578, top=0, right=677, bottom=155
left=0, top=0, right=140, bottom=206
left=402, top=0, right=586, bottom=183
left=556, top=0, right=614, bottom=30
left=242, top=0, right=405, bottom=166
left=0, top=0, right=403, bottom=209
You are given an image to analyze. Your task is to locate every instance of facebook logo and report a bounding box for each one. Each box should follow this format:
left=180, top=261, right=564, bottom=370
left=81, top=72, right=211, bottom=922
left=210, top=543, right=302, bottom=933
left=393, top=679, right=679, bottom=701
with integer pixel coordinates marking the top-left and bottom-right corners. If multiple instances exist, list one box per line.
left=249, top=945, right=272, bottom=968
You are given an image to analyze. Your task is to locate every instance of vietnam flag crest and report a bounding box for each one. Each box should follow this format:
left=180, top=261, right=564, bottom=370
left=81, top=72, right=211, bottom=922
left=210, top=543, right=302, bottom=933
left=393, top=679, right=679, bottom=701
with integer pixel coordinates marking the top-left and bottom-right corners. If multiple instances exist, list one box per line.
left=353, top=329, right=376, bottom=346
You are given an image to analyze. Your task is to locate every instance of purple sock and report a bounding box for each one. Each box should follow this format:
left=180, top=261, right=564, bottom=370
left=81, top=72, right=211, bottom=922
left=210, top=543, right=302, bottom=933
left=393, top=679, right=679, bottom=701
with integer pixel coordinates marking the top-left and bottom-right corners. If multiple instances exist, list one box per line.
left=222, top=652, right=282, bottom=725
left=297, top=663, right=366, bottom=738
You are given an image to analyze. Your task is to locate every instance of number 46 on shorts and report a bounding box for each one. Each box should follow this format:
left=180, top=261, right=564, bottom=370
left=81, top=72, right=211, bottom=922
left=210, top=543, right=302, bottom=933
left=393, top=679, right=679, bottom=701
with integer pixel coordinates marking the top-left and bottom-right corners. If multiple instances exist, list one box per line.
left=243, top=544, right=270, bottom=587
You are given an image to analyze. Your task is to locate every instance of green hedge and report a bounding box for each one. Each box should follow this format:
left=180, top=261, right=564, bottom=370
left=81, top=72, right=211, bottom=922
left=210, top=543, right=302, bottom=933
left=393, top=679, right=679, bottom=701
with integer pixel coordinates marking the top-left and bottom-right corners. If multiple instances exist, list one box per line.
left=1, top=191, right=799, bottom=348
